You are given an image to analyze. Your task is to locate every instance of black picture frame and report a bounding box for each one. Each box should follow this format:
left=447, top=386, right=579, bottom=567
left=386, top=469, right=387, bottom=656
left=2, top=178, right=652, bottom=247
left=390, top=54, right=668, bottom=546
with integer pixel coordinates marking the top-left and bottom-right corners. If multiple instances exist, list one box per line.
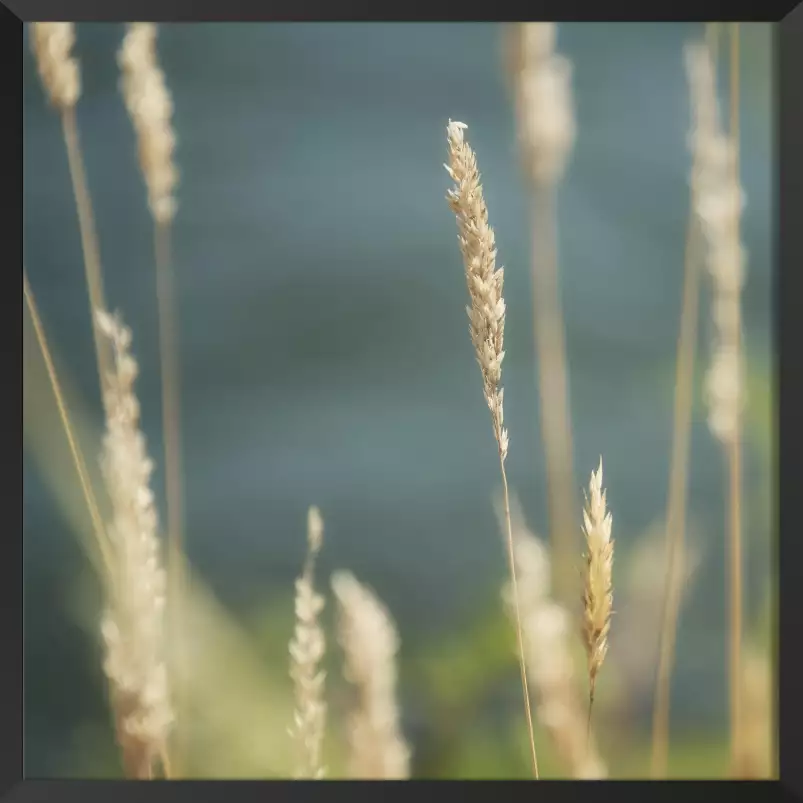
left=8, top=3, right=800, bottom=800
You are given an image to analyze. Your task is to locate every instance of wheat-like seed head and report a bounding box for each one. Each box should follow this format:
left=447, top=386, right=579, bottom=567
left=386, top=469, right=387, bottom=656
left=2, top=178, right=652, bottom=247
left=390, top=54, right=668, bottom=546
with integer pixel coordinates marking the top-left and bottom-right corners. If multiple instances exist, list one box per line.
left=332, top=571, right=410, bottom=779
left=500, top=497, right=606, bottom=778
left=288, top=506, right=327, bottom=779
left=508, top=23, right=576, bottom=187
left=30, top=22, right=81, bottom=110
left=445, top=120, right=509, bottom=459
left=581, top=459, right=613, bottom=697
left=96, top=310, right=173, bottom=779
left=118, top=23, right=178, bottom=225
left=685, top=42, right=746, bottom=446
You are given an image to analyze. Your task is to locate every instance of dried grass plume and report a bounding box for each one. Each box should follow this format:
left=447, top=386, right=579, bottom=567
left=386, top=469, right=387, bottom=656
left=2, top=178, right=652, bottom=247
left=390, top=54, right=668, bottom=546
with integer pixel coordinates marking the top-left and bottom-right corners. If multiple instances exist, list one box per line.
left=686, top=36, right=747, bottom=770
left=685, top=41, right=746, bottom=446
left=30, top=23, right=81, bottom=110
left=445, top=120, right=509, bottom=459
left=96, top=310, right=173, bottom=779
left=332, top=571, right=410, bottom=779
left=581, top=459, right=614, bottom=719
left=118, top=23, right=178, bottom=224
left=508, top=22, right=576, bottom=187
left=288, top=506, right=327, bottom=779
left=445, top=119, right=539, bottom=776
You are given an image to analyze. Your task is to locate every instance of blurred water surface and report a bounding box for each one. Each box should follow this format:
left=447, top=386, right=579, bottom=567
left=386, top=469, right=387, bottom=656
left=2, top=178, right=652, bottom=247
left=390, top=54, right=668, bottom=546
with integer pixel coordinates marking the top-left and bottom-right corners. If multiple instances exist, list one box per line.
left=23, top=23, right=774, bottom=775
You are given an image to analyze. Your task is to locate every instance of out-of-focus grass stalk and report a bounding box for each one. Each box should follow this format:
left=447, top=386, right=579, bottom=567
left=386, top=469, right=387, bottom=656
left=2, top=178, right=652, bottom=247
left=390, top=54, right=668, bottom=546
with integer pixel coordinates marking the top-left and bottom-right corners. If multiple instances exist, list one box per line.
left=649, top=210, right=703, bottom=778
left=23, top=269, right=114, bottom=585
left=681, top=23, right=747, bottom=775
left=118, top=23, right=185, bottom=773
left=154, top=220, right=186, bottom=773
left=29, top=24, right=113, bottom=400
left=61, top=106, right=113, bottom=397
left=726, top=21, right=744, bottom=772
left=507, top=23, right=577, bottom=604
left=649, top=24, right=725, bottom=777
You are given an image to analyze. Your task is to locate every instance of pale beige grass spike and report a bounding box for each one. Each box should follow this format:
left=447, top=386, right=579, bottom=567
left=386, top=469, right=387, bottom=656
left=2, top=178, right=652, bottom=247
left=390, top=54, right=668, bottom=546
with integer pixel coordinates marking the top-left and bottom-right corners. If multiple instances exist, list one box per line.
left=332, top=571, right=410, bottom=779
left=445, top=119, right=539, bottom=778
left=96, top=310, right=173, bottom=780
left=118, top=23, right=185, bottom=772
left=685, top=34, right=747, bottom=768
left=581, top=459, right=614, bottom=730
left=30, top=23, right=80, bottom=110
left=118, top=23, right=178, bottom=224
left=288, top=506, right=327, bottom=779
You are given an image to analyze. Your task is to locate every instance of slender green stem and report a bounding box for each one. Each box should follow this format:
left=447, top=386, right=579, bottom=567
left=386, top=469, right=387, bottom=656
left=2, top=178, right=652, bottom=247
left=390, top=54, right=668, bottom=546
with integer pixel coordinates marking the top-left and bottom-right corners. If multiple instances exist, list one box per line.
left=727, top=21, right=744, bottom=772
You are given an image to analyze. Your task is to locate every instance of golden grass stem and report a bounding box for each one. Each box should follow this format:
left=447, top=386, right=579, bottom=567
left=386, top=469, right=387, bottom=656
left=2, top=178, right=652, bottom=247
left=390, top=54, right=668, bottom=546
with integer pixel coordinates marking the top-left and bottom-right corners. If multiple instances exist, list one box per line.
left=155, top=222, right=183, bottom=594
left=155, top=223, right=183, bottom=554
left=530, top=186, right=576, bottom=604
left=507, top=24, right=577, bottom=606
left=651, top=24, right=726, bottom=777
left=727, top=21, right=744, bottom=771
left=23, top=269, right=114, bottom=583
left=154, top=221, right=185, bottom=776
left=650, top=212, right=703, bottom=778
left=60, top=106, right=112, bottom=398
left=499, top=455, right=540, bottom=779
left=728, top=433, right=745, bottom=768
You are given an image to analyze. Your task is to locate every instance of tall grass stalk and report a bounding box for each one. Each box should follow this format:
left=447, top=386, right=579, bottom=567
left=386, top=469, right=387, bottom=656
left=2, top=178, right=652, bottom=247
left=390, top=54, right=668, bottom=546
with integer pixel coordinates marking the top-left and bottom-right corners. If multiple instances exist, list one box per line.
left=445, top=119, right=539, bottom=778
left=30, top=23, right=113, bottom=398
left=685, top=27, right=747, bottom=771
left=332, top=572, right=410, bottom=779
left=734, top=645, right=773, bottom=777
left=725, top=23, right=744, bottom=771
left=118, top=22, right=185, bottom=773
left=649, top=210, right=703, bottom=777
left=96, top=310, right=174, bottom=779
left=651, top=22, right=724, bottom=779
left=507, top=23, right=577, bottom=604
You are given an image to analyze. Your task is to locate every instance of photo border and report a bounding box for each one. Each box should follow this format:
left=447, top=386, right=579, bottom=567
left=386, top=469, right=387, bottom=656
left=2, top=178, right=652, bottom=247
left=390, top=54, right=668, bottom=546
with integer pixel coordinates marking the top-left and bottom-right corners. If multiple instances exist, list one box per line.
left=9, top=2, right=801, bottom=799
left=0, top=0, right=800, bottom=21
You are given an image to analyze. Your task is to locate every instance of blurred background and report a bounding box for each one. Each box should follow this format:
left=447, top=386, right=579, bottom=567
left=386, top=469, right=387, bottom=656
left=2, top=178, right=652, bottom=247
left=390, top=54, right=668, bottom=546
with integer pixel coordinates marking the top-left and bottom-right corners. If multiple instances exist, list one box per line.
left=23, top=22, right=775, bottom=778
